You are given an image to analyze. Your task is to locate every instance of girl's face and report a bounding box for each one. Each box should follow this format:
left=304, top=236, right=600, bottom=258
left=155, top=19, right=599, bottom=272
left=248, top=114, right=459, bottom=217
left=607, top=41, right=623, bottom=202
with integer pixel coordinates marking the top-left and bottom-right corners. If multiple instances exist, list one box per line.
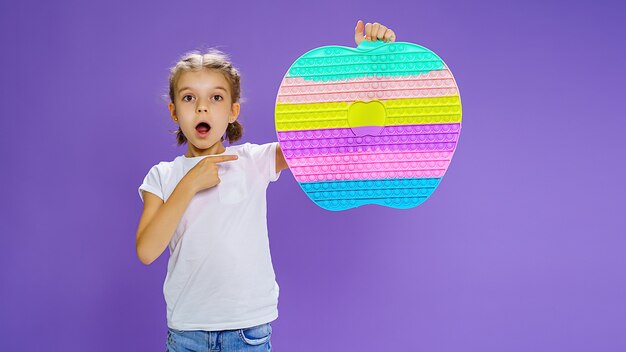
left=168, top=69, right=240, bottom=154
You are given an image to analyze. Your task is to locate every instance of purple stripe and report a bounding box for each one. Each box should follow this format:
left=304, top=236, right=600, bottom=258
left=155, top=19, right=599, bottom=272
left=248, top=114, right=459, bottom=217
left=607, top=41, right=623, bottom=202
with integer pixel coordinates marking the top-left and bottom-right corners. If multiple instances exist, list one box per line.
left=281, top=141, right=458, bottom=158
left=277, top=123, right=461, bottom=141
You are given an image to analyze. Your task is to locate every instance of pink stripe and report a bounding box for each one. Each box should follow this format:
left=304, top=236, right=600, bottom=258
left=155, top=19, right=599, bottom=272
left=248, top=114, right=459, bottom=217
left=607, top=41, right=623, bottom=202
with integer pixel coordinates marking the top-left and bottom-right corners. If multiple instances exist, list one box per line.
left=288, top=150, right=453, bottom=182
left=277, top=70, right=458, bottom=104
left=294, top=169, right=448, bottom=183
left=292, top=159, right=450, bottom=176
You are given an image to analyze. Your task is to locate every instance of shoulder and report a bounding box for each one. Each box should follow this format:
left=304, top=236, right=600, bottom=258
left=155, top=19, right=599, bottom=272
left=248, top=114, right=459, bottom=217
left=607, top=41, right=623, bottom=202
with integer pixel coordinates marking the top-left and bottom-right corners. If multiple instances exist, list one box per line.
left=139, top=158, right=177, bottom=202
left=235, top=142, right=281, bottom=182
left=143, top=158, right=177, bottom=180
left=152, top=159, right=176, bottom=172
left=240, top=142, right=278, bottom=159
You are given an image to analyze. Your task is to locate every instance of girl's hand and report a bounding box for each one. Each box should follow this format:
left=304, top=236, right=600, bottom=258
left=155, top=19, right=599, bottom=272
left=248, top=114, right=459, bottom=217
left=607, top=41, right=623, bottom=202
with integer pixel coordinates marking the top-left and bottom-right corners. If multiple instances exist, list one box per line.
left=183, top=154, right=239, bottom=193
left=354, top=20, right=396, bottom=46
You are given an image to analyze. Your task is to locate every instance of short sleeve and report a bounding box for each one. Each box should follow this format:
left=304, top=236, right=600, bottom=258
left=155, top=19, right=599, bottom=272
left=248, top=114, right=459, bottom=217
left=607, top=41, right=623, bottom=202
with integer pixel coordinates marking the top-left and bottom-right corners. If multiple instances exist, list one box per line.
left=138, top=165, right=164, bottom=202
left=246, top=142, right=282, bottom=183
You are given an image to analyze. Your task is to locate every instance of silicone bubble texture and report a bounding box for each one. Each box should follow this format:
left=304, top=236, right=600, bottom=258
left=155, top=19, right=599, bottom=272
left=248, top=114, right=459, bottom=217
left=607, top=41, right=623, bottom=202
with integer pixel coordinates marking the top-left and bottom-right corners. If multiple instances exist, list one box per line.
left=275, top=40, right=462, bottom=211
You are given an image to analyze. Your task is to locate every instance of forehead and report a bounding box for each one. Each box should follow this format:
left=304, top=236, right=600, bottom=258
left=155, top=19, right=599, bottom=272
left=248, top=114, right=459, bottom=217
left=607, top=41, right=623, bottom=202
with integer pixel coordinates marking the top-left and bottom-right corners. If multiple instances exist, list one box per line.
left=177, top=69, right=230, bottom=92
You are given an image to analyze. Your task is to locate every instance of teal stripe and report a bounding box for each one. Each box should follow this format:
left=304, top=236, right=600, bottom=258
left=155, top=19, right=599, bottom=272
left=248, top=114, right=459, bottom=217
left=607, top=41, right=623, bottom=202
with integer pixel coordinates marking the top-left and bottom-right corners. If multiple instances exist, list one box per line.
left=286, top=42, right=445, bottom=82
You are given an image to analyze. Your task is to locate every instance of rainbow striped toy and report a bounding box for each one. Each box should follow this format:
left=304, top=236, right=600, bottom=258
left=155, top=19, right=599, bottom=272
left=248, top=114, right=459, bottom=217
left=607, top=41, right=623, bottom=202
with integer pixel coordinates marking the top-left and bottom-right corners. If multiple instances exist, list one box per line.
left=275, top=40, right=462, bottom=211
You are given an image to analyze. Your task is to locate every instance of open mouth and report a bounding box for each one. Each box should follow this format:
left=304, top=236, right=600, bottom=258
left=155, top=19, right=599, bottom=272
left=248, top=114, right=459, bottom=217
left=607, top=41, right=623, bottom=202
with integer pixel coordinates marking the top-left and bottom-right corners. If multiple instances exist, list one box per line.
left=195, top=122, right=211, bottom=135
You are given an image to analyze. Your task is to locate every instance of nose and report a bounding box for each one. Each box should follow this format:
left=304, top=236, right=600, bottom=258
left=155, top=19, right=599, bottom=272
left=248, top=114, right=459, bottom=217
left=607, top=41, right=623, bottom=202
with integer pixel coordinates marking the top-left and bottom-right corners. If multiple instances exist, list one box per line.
left=197, top=106, right=208, bottom=113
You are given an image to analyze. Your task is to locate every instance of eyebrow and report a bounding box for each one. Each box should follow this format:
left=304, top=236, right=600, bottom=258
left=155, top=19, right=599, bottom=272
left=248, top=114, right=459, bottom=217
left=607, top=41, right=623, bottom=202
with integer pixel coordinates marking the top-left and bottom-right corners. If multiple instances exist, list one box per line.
left=178, top=86, right=228, bottom=94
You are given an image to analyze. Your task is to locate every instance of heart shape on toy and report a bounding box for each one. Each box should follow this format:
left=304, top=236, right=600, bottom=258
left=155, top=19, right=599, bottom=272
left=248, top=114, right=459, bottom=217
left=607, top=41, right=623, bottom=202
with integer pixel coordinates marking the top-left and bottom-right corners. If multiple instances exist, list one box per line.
left=275, top=40, right=463, bottom=211
left=347, top=101, right=386, bottom=137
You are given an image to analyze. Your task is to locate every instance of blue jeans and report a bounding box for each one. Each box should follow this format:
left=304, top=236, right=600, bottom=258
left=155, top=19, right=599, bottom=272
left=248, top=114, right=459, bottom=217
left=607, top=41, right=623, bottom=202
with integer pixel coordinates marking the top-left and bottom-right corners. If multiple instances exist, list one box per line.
left=166, top=322, right=272, bottom=352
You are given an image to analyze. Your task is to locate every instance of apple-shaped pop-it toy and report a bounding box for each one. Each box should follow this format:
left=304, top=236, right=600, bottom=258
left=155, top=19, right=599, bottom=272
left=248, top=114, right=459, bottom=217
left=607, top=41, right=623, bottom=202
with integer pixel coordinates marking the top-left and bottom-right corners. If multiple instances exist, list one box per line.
left=275, top=40, right=462, bottom=211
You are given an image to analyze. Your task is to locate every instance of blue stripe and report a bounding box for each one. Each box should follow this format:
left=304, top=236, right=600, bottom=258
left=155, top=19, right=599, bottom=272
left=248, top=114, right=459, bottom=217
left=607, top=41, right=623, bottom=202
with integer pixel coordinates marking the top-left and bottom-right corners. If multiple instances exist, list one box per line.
left=299, top=177, right=441, bottom=211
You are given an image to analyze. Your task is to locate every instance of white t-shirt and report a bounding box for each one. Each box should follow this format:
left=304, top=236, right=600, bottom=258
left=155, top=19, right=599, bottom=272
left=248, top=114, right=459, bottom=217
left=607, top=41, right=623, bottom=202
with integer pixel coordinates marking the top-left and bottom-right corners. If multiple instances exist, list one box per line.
left=137, top=142, right=282, bottom=331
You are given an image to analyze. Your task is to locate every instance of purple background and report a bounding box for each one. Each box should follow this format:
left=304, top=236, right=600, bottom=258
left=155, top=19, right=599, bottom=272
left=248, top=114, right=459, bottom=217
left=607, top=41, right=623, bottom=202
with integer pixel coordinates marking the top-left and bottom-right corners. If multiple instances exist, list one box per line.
left=1, top=0, right=625, bottom=350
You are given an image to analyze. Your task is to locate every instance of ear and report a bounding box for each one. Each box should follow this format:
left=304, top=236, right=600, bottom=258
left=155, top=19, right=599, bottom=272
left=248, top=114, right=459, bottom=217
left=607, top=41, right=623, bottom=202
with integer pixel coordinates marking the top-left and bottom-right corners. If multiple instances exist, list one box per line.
left=230, top=102, right=241, bottom=123
left=168, top=102, right=178, bottom=123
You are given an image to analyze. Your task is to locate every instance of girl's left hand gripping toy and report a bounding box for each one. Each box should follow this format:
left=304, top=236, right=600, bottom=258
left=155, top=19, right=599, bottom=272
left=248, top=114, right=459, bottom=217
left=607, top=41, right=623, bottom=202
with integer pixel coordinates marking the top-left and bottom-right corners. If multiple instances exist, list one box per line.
left=275, top=40, right=462, bottom=211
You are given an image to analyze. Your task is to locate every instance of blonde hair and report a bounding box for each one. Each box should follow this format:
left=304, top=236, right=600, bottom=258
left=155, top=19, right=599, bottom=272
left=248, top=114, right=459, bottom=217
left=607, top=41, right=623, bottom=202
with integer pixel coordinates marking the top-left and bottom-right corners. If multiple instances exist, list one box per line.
left=165, top=48, right=244, bottom=146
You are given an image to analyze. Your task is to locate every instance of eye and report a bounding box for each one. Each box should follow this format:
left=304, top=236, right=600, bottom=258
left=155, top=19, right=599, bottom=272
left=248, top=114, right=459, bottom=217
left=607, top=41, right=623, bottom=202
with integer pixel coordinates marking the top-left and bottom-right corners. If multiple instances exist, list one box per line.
left=182, top=94, right=194, bottom=102
left=213, top=95, right=223, bottom=102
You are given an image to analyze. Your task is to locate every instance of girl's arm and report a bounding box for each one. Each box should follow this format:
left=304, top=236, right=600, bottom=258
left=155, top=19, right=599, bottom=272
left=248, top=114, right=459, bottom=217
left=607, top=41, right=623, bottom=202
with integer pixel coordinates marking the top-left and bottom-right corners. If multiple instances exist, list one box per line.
left=276, top=143, right=289, bottom=173
left=136, top=155, right=234, bottom=264
left=135, top=177, right=196, bottom=265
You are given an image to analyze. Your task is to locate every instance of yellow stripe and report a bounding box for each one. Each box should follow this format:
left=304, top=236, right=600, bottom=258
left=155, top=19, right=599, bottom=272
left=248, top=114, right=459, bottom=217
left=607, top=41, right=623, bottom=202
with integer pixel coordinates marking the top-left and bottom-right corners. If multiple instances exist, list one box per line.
left=275, top=96, right=462, bottom=131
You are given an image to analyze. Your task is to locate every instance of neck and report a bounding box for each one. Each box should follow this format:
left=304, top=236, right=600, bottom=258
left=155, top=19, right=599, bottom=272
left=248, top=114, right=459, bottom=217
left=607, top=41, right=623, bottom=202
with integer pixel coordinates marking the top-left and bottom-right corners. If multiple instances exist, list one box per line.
left=185, top=140, right=226, bottom=157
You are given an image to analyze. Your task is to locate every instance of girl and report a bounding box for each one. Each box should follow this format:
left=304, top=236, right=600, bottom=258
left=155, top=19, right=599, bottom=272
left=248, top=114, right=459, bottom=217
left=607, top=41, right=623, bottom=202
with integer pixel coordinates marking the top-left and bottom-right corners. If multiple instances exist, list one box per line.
left=136, top=20, right=397, bottom=352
